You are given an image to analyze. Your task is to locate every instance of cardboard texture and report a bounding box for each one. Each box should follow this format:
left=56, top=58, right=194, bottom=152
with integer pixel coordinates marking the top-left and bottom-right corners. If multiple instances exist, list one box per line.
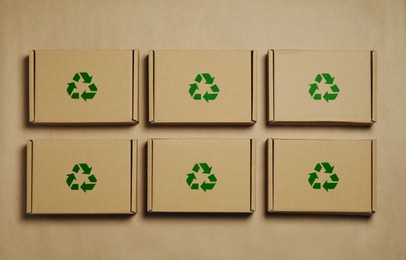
left=27, top=139, right=137, bottom=214
left=268, top=50, right=377, bottom=125
left=149, top=50, right=257, bottom=124
left=148, top=138, right=256, bottom=212
left=29, top=50, right=139, bottom=124
left=4, top=1, right=406, bottom=259
left=268, top=139, right=376, bottom=215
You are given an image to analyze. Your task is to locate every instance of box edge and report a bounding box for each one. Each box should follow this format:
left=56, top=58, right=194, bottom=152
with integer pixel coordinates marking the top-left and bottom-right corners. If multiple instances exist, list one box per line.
left=26, top=140, right=33, bottom=214
left=130, top=139, right=137, bottom=214
left=251, top=50, right=257, bottom=123
left=148, top=50, right=155, bottom=123
left=29, top=51, right=35, bottom=123
left=132, top=50, right=139, bottom=123
left=147, top=139, right=153, bottom=212
left=250, top=138, right=256, bottom=212
left=371, top=50, right=377, bottom=123
left=267, top=50, right=275, bottom=123
left=372, top=139, right=377, bottom=213
left=267, top=138, right=274, bottom=212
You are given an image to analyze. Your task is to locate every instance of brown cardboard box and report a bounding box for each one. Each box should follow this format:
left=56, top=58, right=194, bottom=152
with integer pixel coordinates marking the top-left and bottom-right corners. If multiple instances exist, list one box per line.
left=268, top=50, right=377, bottom=125
left=148, top=138, right=256, bottom=212
left=268, top=139, right=376, bottom=215
left=29, top=50, right=138, bottom=124
left=27, top=139, right=137, bottom=214
left=149, top=50, right=257, bottom=124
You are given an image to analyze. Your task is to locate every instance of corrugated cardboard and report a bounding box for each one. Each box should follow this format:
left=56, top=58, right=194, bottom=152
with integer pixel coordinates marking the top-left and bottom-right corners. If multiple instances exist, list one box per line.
left=149, top=50, right=257, bottom=124
left=148, top=138, right=256, bottom=212
left=27, top=139, right=137, bottom=214
left=29, top=50, right=139, bottom=124
left=268, top=139, right=376, bottom=215
left=268, top=50, right=377, bottom=125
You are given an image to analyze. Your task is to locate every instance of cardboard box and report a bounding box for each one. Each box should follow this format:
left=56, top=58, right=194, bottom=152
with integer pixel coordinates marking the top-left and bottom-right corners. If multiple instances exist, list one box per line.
left=148, top=138, right=256, bottom=212
left=267, top=139, right=376, bottom=215
left=27, top=139, right=137, bottom=214
left=29, top=50, right=139, bottom=124
left=149, top=50, right=257, bottom=124
left=268, top=50, right=377, bottom=125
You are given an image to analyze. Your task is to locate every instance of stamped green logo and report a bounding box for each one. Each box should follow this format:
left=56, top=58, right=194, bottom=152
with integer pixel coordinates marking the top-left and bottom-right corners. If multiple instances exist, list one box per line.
left=66, top=163, right=97, bottom=192
left=67, top=72, right=98, bottom=101
left=186, top=162, right=217, bottom=192
left=308, top=162, right=339, bottom=191
left=308, top=73, right=340, bottom=102
left=188, top=73, right=220, bottom=102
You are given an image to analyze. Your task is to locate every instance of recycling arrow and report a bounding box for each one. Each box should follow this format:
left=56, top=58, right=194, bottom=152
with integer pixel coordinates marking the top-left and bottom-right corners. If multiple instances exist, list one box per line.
left=322, top=181, right=338, bottom=191
left=199, top=163, right=212, bottom=174
left=81, top=182, right=96, bottom=192
left=321, top=162, right=334, bottom=173
left=79, top=72, right=93, bottom=83
left=308, top=73, right=340, bottom=102
left=81, top=91, right=96, bottom=102
left=185, top=162, right=217, bottom=192
left=66, top=72, right=98, bottom=101
left=189, top=83, right=199, bottom=97
left=308, top=83, right=319, bottom=96
left=186, top=173, right=197, bottom=186
left=67, top=82, right=77, bottom=95
left=188, top=73, right=220, bottom=102
left=66, top=163, right=97, bottom=193
left=66, top=173, right=76, bottom=186
left=308, top=172, right=318, bottom=186
left=202, top=73, right=215, bottom=84
left=79, top=163, right=92, bottom=174
left=323, top=92, right=338, bottom=102
left=308, top=161, right=339, bottom=191
left=322, top=73, right=334, bottom=84
left=201, top=182, right=216, bottom=192
left=203, top=92, right=218, bottom=102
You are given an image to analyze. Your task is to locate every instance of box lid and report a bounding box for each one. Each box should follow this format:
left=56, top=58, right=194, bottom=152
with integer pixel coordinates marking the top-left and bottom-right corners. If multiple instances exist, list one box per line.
left=268, top=50, right=376, bottom=125
left=268, top=139, right=376, bottom=215
left=29, top=50, right=139, bottom=124
left=27, top=139, right=137, bottom=214
left=148, top=138, right=256, bottom=212
left=149, top=50, right=257, bottom=125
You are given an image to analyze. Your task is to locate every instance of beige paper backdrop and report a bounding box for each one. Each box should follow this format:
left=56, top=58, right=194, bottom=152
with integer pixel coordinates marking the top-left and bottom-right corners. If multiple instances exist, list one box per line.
left=1, top=0, right=405, bottom=259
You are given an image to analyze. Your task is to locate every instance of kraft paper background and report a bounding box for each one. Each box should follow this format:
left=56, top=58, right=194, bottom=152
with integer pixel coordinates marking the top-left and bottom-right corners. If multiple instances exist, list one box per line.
left=1, top=0, right=405, bottom=259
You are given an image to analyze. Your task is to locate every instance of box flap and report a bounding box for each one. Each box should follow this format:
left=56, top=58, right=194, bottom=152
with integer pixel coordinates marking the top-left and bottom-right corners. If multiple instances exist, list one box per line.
left=148, top=50, right=155, bottom=123
left=147, top=139, right=153, bottom=211
left=371, top=50, right=377, bottom=122
left=131, top=139, right=137, bottom=214
left=267, top=138, right=274, bottom=212
left=250, top=138, right=256, bottom=212
left=26, top=140, right=33, bottom=214
left=372, top=139, right=377, bottom=213
left=29, top=51, right=35, bottom=123
left=267, top=50, right=274, bottom=123
left=132, top=50, right=139, bottom=123
left=251, top=50, right=257, bottom=123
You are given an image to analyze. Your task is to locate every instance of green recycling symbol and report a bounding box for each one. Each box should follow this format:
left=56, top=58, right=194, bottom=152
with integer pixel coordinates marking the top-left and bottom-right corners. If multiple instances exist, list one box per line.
left=66, top=163, right=97, bottom=192
left=186, top=162, right=217, bottom=192
left=308, top=73, right=340, bottom=102
left=308, top=162, right=339, bottom=191
left=67, top=72, right=98, bottom=101
left=188, top=73, right=220, bottom=102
